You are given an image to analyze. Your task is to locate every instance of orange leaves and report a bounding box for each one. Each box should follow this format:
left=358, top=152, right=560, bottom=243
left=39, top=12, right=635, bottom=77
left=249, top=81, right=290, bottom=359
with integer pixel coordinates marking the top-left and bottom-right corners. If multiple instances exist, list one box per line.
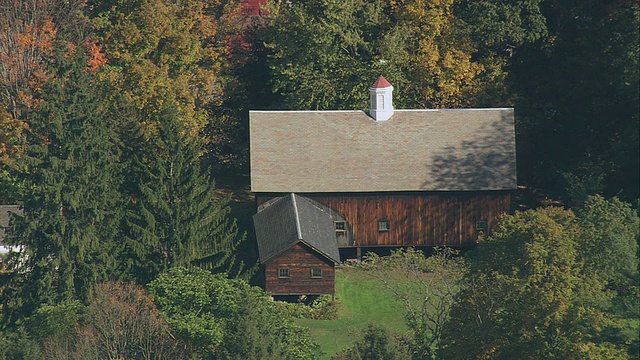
left=15, top=16, right=57, bottom=54
left=0, top=3, right=58, bottom=117
left=83, top=40, right=108, bottom=72
left=0, top=0, right=103, bottom=118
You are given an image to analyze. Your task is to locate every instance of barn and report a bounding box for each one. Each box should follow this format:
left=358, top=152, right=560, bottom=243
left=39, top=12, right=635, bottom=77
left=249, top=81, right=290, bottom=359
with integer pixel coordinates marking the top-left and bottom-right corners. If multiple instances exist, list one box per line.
left=251, top=76, right=516, bottom=294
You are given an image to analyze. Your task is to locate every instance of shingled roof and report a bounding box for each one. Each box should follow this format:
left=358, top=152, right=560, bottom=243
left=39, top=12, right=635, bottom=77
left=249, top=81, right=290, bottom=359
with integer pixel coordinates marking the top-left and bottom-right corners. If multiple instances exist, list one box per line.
left=250, top=108, right=516, bottom=193
left=253, top=194, right=340, bottom=264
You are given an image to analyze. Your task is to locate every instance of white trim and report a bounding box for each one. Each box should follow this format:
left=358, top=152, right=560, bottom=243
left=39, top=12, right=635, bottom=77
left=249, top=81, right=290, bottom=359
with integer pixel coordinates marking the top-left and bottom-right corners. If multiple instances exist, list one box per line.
left=250, top=108, right=514, bottom=114
left=250, top=110, right=363, bottom=114
left=395, top=108, right=514, bottom=112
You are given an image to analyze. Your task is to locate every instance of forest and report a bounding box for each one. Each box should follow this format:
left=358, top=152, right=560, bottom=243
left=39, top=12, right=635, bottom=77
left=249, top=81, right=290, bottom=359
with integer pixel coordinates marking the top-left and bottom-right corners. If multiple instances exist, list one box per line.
left=0, top=0, right=637, bottom=359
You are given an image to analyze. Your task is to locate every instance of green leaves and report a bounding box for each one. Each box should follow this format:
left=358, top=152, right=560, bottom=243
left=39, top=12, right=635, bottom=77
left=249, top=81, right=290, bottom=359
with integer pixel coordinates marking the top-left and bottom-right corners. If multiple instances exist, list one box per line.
left=258, top=0, right=515, bottom=111
left=2, top=44, right=123, bottom=322
left=442, top=198, right=639, bottom=359
left=149, top=267, right=322, bottom=360
left=90, top=0, right=244, bottom=138
left=260, top=0, right=385, bottom=110
left=364, top=248, right=468, bottom=357
left=123, top=102, right=244, bottom=283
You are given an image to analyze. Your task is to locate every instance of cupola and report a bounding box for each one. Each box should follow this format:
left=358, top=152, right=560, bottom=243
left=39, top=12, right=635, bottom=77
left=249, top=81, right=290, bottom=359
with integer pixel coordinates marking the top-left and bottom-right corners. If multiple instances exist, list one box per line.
left=369, top=75, right=394, bottom=121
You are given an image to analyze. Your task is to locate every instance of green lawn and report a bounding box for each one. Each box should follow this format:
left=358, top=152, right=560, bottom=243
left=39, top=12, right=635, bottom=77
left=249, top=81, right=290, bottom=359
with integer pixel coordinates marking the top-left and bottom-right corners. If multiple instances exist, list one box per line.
left=296, top=266, right=407, bottom=359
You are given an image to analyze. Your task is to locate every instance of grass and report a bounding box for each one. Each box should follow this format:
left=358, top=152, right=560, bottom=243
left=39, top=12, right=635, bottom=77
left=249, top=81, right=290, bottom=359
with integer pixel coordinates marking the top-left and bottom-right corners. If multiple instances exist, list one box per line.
left=295, top=266, right=407, bottom=359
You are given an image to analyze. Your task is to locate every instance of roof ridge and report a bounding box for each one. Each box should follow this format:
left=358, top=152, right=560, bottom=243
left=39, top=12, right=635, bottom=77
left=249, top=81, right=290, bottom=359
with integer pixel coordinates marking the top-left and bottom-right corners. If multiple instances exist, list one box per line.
left=291, top=193, right=302, bottom=239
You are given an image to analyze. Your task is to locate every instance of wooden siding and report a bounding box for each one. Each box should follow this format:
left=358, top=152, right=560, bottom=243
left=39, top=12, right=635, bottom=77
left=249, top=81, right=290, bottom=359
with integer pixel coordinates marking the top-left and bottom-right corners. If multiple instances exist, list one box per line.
left=265, top=243, right=335, bottom=295
left=257, top=192, right=510, bottom=247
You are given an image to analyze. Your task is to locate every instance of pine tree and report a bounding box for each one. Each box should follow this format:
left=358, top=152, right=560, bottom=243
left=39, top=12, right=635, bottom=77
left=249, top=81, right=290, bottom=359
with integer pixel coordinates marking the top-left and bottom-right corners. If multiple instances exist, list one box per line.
left=123, top=103, right=243, bottom=283
left=2, top=44, right=123, bottom=323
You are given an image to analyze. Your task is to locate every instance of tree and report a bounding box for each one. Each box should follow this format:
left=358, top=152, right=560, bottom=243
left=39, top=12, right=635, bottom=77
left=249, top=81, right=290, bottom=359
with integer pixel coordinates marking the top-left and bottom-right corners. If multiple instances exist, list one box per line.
left=577, top=195, right=639, bottom=357
left=441, top=206, right=634, bottom=359
left=0, top=0, right=98, bottom=204
left=364, top=248, right=467, bottom=359
left=149, top=267, right=322, bottom=360
left=385, top=0, right=486, bottom=108
left=1, top=282, right=186, bottom=360
left=258, top=0, right=495, bottom=111
left=88, top=0, right=244, bottom=139
left=456, top=0, right=548, bottom=56
left=122, top=103, right=244, bottom=283
left=334, top=324, right=411, bottom=360
left=0, top=107, right=27, bottom=203
left=577, top=195, right=639, bottom=288
left=1, top=44, right=122, bottom=324
left=77, top=282, right=186, bottom=359
left=510, top=0, right=639, bottom=202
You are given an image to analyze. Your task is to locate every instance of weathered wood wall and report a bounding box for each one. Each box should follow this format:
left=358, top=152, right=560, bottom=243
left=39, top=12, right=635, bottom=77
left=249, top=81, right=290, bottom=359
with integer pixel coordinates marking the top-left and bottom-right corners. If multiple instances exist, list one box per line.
left=265, top=242, right=335, bottom=295
left=257, top=191, right=511, bottom=247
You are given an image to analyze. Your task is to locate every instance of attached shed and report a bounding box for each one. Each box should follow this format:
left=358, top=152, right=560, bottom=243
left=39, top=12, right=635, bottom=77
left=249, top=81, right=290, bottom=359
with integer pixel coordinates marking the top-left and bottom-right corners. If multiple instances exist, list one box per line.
left=253, top=194, right=340, bottom=296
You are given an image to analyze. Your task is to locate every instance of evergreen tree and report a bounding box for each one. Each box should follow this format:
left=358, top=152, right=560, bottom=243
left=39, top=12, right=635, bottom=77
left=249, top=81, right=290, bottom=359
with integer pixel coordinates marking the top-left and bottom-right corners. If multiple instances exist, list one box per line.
left=2, top=44, right=123, bottom=324
left=123, top=103, right=243, bottom=283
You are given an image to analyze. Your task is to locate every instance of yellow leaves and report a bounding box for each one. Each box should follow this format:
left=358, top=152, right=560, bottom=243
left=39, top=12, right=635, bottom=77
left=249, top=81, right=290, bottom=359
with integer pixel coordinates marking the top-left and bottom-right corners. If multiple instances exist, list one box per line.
left=385, top=0, right=489, bottom=108
left=94, top=0, right=241, bottom=139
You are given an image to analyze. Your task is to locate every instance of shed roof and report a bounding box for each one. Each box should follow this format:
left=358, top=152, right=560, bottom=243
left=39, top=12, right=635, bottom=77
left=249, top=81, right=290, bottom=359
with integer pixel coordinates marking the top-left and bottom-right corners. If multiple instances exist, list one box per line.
left=253, top=194, right=340, bottom=264
left=250, top=108, right=517, bottom=193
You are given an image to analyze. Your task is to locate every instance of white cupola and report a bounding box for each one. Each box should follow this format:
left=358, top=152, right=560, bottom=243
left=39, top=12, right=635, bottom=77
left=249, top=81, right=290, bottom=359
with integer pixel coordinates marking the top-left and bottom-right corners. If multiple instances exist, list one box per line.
left=369, top=75, right=394, bottom=121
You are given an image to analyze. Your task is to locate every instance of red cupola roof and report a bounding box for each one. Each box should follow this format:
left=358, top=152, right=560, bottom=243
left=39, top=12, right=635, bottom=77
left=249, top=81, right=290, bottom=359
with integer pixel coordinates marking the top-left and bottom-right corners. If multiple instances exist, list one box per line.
left=370, top=75, right=392, bottom=88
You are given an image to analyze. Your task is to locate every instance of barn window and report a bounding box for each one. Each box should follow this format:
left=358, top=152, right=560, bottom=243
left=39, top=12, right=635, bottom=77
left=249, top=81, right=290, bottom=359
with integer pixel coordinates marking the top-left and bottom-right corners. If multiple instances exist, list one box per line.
left=378, top=220, right=390, bottom=232
left=311, top=267, right=323, bottom=278
left=278, top=268, right=290, bottom=278
left=475, top=220, right=487, bottom=231
left=335, top=221, right=346, bottom=233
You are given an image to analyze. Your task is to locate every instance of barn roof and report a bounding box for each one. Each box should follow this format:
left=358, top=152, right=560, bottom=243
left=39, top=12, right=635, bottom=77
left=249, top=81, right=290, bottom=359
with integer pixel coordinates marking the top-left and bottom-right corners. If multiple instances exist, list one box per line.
left=250, top=108, right=516, bottom=193
left=253, top=194, right=340, bottom=264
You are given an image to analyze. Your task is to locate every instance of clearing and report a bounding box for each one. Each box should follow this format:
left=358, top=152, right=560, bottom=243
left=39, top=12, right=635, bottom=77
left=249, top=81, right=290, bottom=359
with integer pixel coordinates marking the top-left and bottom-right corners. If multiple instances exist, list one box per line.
left=295, top=266, right=407, bottom=359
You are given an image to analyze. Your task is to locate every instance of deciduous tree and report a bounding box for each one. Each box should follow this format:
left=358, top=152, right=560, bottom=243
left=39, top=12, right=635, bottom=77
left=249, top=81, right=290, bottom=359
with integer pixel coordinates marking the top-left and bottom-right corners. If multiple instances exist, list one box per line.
left=258, top=0, right=500, bottom=110
left=510, top=0, right=639, bottom=202
left=441, top=205, right=636, bottom=359
left=89, top=0, right=244, bottom=138
left=364, top=248, right=467, bottom=358
left=334, top=324, right=411, bottom=360
left=149, top=267, right=322, bottom=360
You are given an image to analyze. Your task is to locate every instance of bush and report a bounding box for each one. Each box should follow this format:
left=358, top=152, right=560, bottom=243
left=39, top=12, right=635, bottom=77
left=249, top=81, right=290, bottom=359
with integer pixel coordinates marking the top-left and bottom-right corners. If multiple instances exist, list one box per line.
left=149, top=267, right=323, bottom=360
left=0, top=282, right=185, bottom=360
left=333, top=324, right=411, bottom=360
left=273, top=295, right=341, bottom=320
